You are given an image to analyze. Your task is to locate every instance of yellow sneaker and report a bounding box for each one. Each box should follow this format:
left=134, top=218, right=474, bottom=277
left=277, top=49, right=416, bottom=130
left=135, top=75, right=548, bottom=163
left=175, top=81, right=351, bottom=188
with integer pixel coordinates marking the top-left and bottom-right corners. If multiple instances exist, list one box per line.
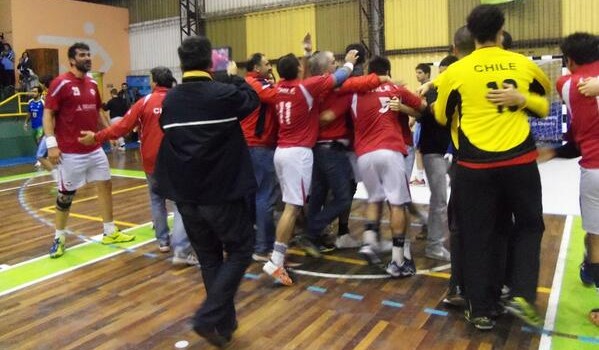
left=102, top=230, right=135, bottom=244
left=49, top=235, right=66, bottom=258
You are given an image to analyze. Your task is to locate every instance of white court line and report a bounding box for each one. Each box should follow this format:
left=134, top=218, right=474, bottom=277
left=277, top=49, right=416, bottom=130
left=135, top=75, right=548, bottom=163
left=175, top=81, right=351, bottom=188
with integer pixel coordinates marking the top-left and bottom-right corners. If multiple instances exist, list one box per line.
left=290, top=263, right=451, bottom=280
left=0, top=179, right=55, bottom=194
left=0, top=264, right=10, bottom=270
left=539, top=214, right=574, bottom=350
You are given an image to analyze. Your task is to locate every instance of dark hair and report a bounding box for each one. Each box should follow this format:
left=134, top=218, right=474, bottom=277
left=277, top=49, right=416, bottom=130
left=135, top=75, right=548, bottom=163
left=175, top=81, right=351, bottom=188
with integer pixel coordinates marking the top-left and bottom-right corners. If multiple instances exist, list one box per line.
left=439, top=55, right=459, bottom=68
left=467, top=5, right=505, bottom=44
left=345, top=43, right=367, bottom=65
left=178, top=36, right=212, bottom=72
left=502, top=30, right=513, bottom=49
left=560, top=32, right=599, bottom=66
left=110, top=88, right=118, bottom=95
left=415, top=63, right=431, bottom=75
left=368, top=56, right=391, bottom=76
left=453, top=25, right=475, bottom=55
left=68, top=42, right=90, bottom=59
left=247, top=53, right=264, bottom=72
left=32, top=85, right=42, bottom=93
left=150, top=66, right=175, bottom=88
left=277, top=53, right=300, bottom=80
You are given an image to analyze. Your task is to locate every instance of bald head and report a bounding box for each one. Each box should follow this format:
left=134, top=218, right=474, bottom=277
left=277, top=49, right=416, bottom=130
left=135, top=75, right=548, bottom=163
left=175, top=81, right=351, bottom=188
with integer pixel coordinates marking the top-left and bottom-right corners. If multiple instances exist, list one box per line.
left=453, top=25, right=475, bottom=58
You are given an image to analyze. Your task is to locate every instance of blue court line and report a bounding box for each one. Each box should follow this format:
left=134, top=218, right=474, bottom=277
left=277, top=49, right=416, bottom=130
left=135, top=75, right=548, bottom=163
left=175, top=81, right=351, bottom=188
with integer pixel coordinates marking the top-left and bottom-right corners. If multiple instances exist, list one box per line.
left=307, top=286, right=327, bottom=294
left=342, top=292, right=364, bottom=301
left=381, top=300, right=404, bottom=308
left=423, top=308, right=448, bottom=317
left=243, top=273, right=260, bottom=280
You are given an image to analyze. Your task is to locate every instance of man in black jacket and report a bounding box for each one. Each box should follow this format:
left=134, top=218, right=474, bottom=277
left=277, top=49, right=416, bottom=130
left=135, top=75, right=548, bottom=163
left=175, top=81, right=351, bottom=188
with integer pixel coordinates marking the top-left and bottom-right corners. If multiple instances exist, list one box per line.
left=155, top=36, right=259, bottom=347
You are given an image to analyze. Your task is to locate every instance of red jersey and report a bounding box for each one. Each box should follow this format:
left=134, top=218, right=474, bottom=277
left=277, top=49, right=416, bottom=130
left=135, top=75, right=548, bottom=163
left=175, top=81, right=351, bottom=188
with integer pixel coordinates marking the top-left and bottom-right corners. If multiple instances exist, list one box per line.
left=241, top=72, right=278, bottom=147
left=557, top=61, right=599, bottom=169
left=95, top=87, right=168, bottom=174
left=276, top=75, right=334, bottom=148
left=350, top=83, right=423, bottom=157
left=45, top=72, right=102, bottom=154
left=318, top=74, right=383, bottom=141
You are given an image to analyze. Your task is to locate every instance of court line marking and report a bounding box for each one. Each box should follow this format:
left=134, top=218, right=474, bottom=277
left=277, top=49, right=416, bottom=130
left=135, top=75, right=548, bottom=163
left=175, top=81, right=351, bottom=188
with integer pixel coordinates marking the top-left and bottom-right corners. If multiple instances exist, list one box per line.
left=39, top=184, right=148, bottom=211
left=540, top=214, right=574, bottom=350
left=0, top=179, right=55, bottom=193
left=39, top=207, right=138, bottom=228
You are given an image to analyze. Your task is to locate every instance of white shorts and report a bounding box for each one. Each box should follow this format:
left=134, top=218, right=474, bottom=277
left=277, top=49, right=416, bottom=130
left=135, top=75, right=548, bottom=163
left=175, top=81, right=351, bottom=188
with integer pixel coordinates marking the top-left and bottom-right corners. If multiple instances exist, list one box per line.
left=274, top=147, right=313, bottom=206
left=580, top=167, right=599, bottom=234
left=357, top=149, right=411, bottom=205
left=57, top=148, right=111, bottom=192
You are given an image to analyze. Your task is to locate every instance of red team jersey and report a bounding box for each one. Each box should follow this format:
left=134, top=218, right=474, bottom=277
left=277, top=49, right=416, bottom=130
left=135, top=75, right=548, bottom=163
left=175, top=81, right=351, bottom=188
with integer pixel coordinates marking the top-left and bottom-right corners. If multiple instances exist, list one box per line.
left=95, top=87, right=169, bottom=174
left=557, top=61, right=599, bottom=169
left=45, top=72, right=102, bottom=154
left=276, top=75, right=334, bottom=148
left=241, top=72, right=278, bottom=148
left=350, top=82, right=423, bottom=157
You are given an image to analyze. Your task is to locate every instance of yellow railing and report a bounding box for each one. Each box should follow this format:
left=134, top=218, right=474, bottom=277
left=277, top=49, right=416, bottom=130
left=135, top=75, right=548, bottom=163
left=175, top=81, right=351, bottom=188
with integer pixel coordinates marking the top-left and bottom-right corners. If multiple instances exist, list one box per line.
left=0, top=92, right=31, bottom=118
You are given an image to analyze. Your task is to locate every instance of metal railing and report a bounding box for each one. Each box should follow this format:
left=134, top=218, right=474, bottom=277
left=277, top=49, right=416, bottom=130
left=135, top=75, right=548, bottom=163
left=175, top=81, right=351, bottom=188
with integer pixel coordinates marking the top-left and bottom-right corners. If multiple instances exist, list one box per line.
left=0, top=92, right=30, bottom=118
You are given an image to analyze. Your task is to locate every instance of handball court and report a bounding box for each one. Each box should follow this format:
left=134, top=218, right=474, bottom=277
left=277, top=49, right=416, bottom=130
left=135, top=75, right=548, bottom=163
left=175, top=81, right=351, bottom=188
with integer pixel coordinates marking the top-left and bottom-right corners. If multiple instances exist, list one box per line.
left=0, top=150, right=596, bottom=350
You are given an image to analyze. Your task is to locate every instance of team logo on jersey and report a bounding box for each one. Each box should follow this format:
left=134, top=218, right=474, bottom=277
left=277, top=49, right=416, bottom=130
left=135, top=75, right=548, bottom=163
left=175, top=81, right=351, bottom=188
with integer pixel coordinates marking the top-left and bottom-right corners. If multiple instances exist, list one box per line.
left=71, top=87, right=80, bottom=96
left=90, top=89, right=96, bottom=96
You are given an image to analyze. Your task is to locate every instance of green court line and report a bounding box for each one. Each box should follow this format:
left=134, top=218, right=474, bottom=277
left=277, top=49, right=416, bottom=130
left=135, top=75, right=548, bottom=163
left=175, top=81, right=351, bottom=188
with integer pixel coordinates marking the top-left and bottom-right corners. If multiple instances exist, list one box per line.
left=109, top=168, right=146, bottom=179
left=0, top=172, right=39, bottom=184
left=0, top=169, right=145, bottom=184
left=0, top=223, right=156, bottom=296
left=553, top=216, right=599, bottom=349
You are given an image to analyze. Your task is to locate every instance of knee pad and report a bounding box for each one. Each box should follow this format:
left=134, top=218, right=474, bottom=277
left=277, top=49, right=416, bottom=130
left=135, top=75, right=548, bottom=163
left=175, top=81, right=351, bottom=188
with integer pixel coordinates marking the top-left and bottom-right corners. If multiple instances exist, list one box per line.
left=56, top=190, right=76, bottom=212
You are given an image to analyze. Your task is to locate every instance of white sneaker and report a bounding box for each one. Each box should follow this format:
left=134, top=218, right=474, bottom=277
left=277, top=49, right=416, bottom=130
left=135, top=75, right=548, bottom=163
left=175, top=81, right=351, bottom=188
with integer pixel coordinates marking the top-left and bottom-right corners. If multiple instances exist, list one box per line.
left=335, top=234, right=361, bottom=249
left=425, top=246, right=451, bottom=262
left=172, top=253, right=199, bottom=266
left=359, top=244, right=381, bottom=265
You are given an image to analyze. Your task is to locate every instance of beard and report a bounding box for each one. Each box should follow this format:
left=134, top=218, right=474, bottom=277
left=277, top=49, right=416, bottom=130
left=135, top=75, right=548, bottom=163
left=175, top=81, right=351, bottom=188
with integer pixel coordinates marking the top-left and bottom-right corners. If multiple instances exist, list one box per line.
left=75, top=60, right=92, bottom=73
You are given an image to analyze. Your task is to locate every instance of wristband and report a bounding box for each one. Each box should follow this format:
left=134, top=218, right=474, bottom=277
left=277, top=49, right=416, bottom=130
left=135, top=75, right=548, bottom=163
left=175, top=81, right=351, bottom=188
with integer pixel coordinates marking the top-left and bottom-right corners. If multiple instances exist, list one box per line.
left=343, top=62, right=354, bottom=72
left=46, top=136, right=58, bottom=148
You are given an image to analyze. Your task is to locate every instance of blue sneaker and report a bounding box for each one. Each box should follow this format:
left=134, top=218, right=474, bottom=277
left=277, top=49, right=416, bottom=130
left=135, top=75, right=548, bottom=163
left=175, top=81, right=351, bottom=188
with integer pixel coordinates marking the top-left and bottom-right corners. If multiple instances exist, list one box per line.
left=386, top=259, right=416, bottom=277
left=580, top=260, right=593, bottom=286
left=49, top=235, right=65, bottom=258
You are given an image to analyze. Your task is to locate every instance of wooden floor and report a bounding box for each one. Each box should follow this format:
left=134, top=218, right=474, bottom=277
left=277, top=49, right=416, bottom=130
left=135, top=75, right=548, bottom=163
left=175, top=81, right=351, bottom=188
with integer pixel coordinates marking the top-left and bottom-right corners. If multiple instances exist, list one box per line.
left=0, top=150, right=566, bottom=349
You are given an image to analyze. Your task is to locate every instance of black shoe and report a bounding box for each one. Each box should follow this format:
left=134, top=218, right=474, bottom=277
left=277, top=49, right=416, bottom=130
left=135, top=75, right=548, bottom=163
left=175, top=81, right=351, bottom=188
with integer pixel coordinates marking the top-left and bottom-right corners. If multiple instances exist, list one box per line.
left=464, top=310, right=495, bottom=330
left=294, top=235, right=322, bottom=258
left=442, top=285, right=465, bottom=307
left=193, top=325, right=231, bottom=348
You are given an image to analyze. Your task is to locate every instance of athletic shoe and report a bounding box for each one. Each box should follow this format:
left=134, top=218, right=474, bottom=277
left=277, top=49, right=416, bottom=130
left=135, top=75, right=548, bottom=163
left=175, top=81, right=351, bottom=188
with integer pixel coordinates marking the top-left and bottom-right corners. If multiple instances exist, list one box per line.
left=158, top=241, right=171, bottom=253
left=172, top=253, right=199, bottom=266
left=504, top=297, right=542, bottom=327
left=386, top=259, right=417, bottom=277
left=335, top=234, right=361, bottom=249
left=443, top=285, right=466, bottom=307
left=318, top=242, right=336, bottom=253
left=425, top=246, right=451, bottom=262
left=359, top=244, right=381, bottom=265
left=49, top=235, right=66, bottom=258
left=263, top=260, right=293, bottom=286
left=252, top=252, right=270, bottom=262
left=580, top=260, right=593, bottom=286
left=464, top=310, right=495, bottom=330
left=410, top=178, right=426, bottom=186
left=101, top=230, right=135, bottom=244
left=193, top=326, right=231, bottom=348
left=295, top=235, right=322, bottom=258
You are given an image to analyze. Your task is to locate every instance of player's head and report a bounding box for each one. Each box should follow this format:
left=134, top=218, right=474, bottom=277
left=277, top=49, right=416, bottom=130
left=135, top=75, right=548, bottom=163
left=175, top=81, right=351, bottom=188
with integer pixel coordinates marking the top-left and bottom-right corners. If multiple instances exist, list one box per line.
left=110, top=88, right=118, bottom=96
left=453, top=25, right=475, bottom=57
left=415, top=63, right=431, bottom=83
left=560, top=32, right=599, bottom=71
left=439, top=55, right=458, bottom=73
left=368, top=56, right=391, bottom=76
left=247, top=53, right=272, bottom=78
left=309, top=51, right=336, bottom=76
left=31, top=85, right=42, bottom=98
left=467, top=5, right=505, bottom=45
left=178, top=36, right=212, bottom=72
left=277, top=53, right=301, bottom=80
left=345, top=43, right=367, bottom=66
left=150, top=66, right=175, bottom=88
left=67, top=42, right=91, bottom=73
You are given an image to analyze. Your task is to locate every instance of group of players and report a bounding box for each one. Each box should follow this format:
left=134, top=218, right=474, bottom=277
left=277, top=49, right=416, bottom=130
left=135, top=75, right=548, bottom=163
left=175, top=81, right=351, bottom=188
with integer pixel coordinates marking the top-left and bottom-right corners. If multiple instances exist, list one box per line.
left=34, top=3, right=599, bottom=341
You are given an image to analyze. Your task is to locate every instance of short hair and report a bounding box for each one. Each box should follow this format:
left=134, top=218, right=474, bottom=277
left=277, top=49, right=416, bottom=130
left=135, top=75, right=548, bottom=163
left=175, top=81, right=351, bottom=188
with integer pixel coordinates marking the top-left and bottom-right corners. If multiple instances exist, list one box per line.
left=178, top=36, right=212, bottom=72
left=68, top=42, right=90, bottom=59
left=150, top=66, right=175, bottom=88
left=277, top=53, right=300, bottom=80
left=560, top=32, right=599, bottom=66
left=110, top=88, right=118, bottom=95
left=368, top=56, right=391, bottom=76
left=345, top=43, right=367, bottom=65
left=453, top=25, right=475, bottom=55
left=309, top=51, right=333, bottom=76
left=32, top=85, right=42, bottom=93
left=247, top=53, right=264, bottom=72
left=415, top=63, right=431, bottom=75
left=467, top=5, right=505, bottom=44
left=439, top=55, right=459, bottom=68
left=502, top=30, right=513, bottom=49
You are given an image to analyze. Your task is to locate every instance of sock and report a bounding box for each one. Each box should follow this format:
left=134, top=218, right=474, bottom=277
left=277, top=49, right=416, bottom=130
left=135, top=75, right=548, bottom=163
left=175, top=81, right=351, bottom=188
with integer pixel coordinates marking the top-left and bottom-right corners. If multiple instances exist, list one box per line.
left=338, top=222, right=349, bottom=236
left=404, top=238, right=412, bottom=260
left=103, top=221, right=116, bottom=236
left=363, top=230, right=378, bottom=246
left=392, top=236, right=405, bottom=264
left=54, top=229, right=66, bottom=239
left=271, top=242, right=287, bottom=266
left=416, top=169, right=425, bottom=181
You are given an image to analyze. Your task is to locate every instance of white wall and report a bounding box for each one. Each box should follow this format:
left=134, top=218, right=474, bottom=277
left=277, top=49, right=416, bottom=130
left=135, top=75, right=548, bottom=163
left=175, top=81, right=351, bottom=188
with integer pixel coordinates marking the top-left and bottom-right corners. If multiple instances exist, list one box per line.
left=128, top=17, right=182, bottom=82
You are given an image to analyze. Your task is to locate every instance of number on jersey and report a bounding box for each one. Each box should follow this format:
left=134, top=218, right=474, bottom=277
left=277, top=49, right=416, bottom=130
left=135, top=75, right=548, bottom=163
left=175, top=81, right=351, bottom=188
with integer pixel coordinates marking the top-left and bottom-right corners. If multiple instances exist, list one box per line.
left=277, top=101, right=292, bottom=125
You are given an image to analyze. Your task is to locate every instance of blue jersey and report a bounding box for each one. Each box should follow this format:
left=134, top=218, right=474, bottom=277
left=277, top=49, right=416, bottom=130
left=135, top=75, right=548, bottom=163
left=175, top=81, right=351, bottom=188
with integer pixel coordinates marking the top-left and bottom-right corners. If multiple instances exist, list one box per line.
left=28, top=99, right=44, bottom=129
